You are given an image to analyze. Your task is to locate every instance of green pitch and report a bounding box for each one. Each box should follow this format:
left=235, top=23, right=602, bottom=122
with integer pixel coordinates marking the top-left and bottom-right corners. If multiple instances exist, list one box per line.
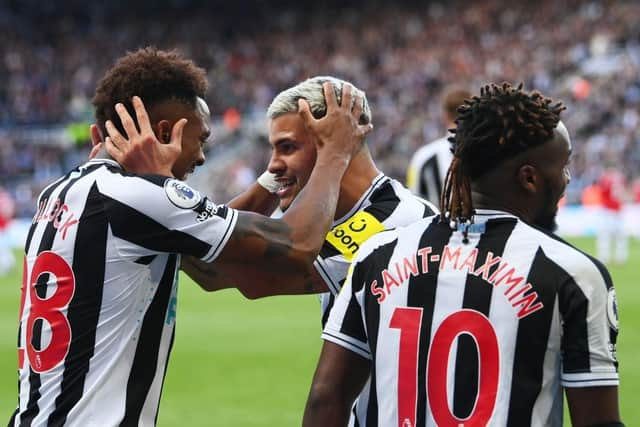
left=1, top=238, right=638, bottom=426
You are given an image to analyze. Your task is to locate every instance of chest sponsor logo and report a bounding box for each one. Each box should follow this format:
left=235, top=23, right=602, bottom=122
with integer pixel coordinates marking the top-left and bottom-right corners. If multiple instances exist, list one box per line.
left=164, top=179, right=202, bottom=209
left=326, top=211, right=384, bottom=261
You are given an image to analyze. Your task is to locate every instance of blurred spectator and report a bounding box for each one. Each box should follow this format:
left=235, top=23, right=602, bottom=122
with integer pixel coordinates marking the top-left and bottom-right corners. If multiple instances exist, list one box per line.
left=581, top=181, right=603, bottom=206
left=597, top=169, right=629, bottom=264
left=0, top=187, right=16, bottom=275
left=1, top=0, right=639, bottom=211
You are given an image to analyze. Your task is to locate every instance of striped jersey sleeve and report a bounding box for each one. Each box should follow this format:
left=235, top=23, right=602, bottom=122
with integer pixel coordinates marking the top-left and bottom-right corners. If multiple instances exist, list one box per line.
left=539, top=236, right=619, bottom=387
left=95, top=166, right=237, bottom=263
left=322, top=230, right=400, bottom=360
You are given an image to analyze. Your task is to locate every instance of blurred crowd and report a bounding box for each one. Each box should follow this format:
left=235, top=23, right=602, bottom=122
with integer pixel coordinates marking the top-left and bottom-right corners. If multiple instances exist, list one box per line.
left=1, top=0, right=640, bottom=217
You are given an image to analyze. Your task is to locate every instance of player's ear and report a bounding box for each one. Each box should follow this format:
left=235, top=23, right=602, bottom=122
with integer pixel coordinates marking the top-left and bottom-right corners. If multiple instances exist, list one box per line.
left=155, top=120, right=171, bottom=144
left=517, top=164, right=539, bottom=193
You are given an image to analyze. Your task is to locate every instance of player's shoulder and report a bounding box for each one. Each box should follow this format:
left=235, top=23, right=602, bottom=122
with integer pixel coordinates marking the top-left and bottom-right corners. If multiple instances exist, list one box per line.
left=89, top=159, right=175, bottom=193
left=368, top=177, right=439, bottom=222
left=353, top=215, right=437, bottom=264
left=522, top=221, right=613, bottom=288
left=91, top=162, right=219, bottom=215
left=350, top=227, right=402, bottom=264
left=94, top=160, right=169, bottom=187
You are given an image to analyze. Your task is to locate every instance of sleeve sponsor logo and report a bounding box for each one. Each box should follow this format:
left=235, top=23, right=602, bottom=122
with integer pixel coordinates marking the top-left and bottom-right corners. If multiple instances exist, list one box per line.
left=164, top=179, right=202, bottom=209
left=193, top=198, right=228, bottom=222
left=326, top=211, right=384, bottom=261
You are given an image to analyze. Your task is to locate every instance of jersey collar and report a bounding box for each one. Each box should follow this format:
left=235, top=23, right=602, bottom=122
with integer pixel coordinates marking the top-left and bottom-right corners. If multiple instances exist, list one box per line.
left=85, top=158, right=122, bottom=169
left=473, top=209, right=519, bottom=221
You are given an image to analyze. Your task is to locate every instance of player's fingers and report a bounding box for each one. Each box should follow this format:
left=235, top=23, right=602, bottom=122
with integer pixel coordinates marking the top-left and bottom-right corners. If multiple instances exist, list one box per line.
left=105, top=137, right=128, bottom=165
left=90, top=124, right=103, bottom=147
left=322, top=82, right=338, bottom=110
left=104, top=137, right=122, bottom=160
left=105, top=120, right=126, bottom=150
left=359, top=123, right=374, bottom=137
left=115, top=103, right=139, bottom=138
left=169, top=119, right=188, bottom=151
left=352, top=92, right=364, bottom=119
left=298, top=98, right=314, bottom=126
left=340, top=83, right=353, bottom=110
left=88, top=142, right=102, bottom=160
left=132, top=96, right=153, bottom=135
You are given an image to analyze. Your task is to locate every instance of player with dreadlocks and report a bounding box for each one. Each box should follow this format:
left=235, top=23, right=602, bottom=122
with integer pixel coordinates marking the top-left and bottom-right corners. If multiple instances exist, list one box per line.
left=441, top=82, right=567, bottom=238
left=304, top=82, right=623, bottom=426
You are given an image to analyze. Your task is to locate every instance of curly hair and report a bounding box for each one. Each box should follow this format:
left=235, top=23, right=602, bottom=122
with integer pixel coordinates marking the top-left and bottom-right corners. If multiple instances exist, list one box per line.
left=92, top=47, right=208, bottom=138
left=441, top=82, right=566, bottom=229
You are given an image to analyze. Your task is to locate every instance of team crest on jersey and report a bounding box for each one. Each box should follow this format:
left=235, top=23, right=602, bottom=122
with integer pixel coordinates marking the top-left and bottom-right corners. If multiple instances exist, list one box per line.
left=164, top=179, right=202, bottom=209
left=326, top=211, right=384, bottom=261
left=607, top=287, right=619, bottom=332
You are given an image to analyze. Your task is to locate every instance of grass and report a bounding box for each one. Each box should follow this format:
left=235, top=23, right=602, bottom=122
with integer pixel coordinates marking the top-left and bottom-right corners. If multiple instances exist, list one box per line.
left=1, top=238, right=638, bottom=426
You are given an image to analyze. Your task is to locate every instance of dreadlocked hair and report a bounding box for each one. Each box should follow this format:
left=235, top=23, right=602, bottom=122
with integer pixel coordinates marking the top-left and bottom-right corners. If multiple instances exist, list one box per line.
left=440, top=82, right=566, bottom=239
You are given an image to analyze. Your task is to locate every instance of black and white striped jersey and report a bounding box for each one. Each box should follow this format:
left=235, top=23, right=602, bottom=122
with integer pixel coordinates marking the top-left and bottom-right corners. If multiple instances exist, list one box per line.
left=406, top=135, right=453, bottom=207
left=313, top=173, right=437, bottom=426
left=10, top=159, right=237, bottom=427
left=324, top=210, right=619, bottom=427
left=315, top=173, right=437, bottom=325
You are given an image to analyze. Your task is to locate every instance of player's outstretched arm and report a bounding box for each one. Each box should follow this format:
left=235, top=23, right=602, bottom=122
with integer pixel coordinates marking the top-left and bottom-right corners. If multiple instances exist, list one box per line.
left=566, top=386, right=623, bottom=427
left=303, top=341, right=369, bottom=427
left=181, top=253, right=328, bottom=296
left=214, top=82, right=372, bottom=291
left=180, top=186, right=280, bottom=294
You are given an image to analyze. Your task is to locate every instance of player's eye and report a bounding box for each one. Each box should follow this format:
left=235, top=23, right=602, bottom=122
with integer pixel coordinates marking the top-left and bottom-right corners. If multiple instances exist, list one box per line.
left=279, top=142, right=296, bottom=154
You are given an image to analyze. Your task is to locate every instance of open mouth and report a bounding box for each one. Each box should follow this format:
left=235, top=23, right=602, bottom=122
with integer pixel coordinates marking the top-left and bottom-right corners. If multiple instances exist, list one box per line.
left=276, top=179, right=296, bottom=198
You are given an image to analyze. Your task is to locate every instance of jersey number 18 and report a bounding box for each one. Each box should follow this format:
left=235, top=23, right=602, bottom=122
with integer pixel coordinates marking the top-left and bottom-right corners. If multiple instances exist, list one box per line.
left=18, top=252, right=75, bottom=373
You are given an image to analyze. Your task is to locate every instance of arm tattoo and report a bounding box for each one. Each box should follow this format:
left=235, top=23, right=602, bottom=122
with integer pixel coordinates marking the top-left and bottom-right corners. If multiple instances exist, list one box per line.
left=233, top=213, right=295, bottom=260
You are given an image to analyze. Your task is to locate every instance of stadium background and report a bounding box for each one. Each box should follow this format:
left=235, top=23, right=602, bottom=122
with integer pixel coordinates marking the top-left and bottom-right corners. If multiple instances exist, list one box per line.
left=0, top=0, right=638, bottom=425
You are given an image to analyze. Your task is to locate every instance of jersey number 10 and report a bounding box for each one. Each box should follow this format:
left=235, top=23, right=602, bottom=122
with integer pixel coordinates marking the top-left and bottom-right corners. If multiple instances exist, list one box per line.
left=390, top=308, right=499, bottom=427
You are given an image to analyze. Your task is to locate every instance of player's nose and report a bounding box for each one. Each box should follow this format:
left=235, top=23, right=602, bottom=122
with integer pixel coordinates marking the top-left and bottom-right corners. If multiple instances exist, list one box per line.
left=195, top=150, right=205, bottom=167
left=267, top=154, right=285, bottom=175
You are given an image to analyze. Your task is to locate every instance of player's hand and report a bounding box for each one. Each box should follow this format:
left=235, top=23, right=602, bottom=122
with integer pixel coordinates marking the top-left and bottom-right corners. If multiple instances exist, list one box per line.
left=88, top=124, right=103, bottom=160
left=298, top=82, right=373, bottom=161
left=104, top=96, right=186, bottom=177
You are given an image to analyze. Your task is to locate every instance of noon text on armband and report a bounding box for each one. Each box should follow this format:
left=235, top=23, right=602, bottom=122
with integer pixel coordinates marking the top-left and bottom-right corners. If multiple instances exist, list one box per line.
left=370, top=245, right=544, bottom=319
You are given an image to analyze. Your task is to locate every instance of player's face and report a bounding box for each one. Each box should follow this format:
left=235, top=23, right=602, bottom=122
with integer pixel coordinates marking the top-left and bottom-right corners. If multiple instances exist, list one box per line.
left=267, top=113, right=318, bottom=212
left=533, top=125, right=572, bottom=231
left=168, top=98, right=211, bottom=180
